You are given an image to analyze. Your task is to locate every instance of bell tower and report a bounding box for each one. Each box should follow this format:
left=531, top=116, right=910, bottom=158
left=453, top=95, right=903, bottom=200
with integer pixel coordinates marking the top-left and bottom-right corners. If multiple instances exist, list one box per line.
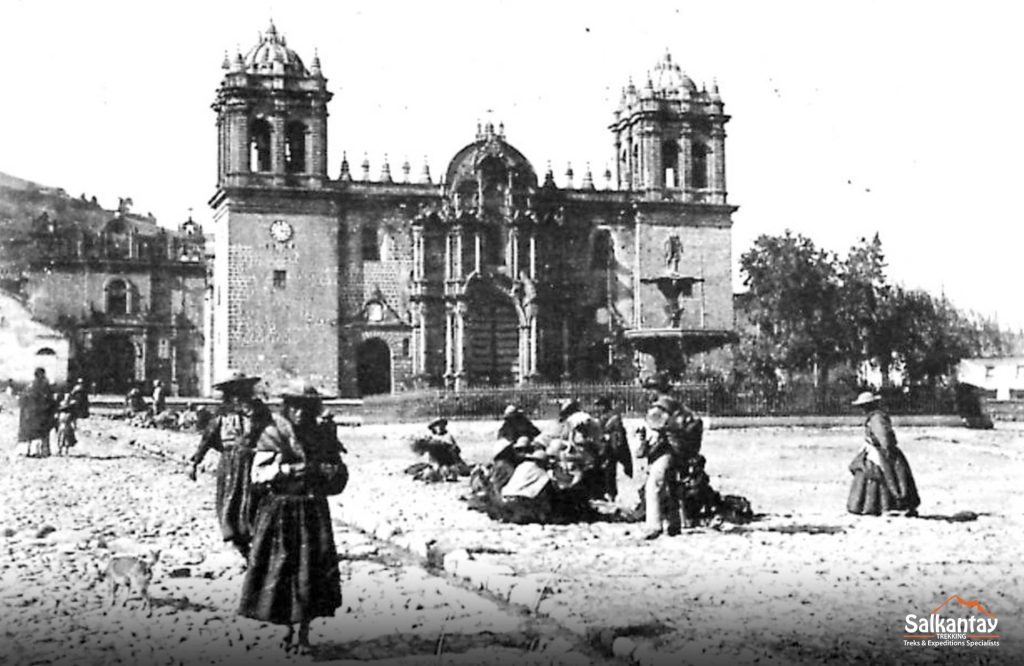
left=209, top=22, right=340, bottom=395
left=213, top=21, right=332, bottom=189
left=610, top=52, right=728, bottom=204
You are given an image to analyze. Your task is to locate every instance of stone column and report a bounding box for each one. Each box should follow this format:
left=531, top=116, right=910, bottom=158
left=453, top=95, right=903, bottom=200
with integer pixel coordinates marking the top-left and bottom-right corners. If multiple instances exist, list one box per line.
left=679, top=124, right=693, bottom=201
left=528, top=233, right=536, bottom=279
left=310, top=103, right=328, bottom=177
left=711, top=124, right=727, bottom=204
left=509, top=227, right=519, bottom=275
left=412, top=226, right=424, bottom=281
left=410, top=302, right=425, bottom=375
left=455, top=228, right=465, bottom=280
left=444, top=231, right=453, bottom=282
left=453, top=302, right=466, bottom=390
left=444, top=306, right=454, bottom=387
left=270, top=114, right=286, bottom=175
left=230, top=113, right=250, bottom=175
left=473, top=230, right=481, bottom=274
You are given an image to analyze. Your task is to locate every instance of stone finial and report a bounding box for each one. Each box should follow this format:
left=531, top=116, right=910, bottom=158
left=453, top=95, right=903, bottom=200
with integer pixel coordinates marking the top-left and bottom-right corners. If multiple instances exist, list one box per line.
left=361, top=153, right=371, bottom=181
left=565, top=163, right=574, bottom=189
left=603, top=165, right=613, bottom=189
left=339, top=151, right=352, bottom=182
left=221, top=51, right=230, bottom=70
left=709, top=78, right=722, bottom=103
left=476, top=120, right=483, bottom=140
left=582, top=164, right=595, bottom=190
left=401, top=158, right=411, bottom=183
left=311, top=50, right=323, bottom=77
left=380, top=154, right=393, bottom=183
left=543, top=162, right=556, bottom=188
left=498, top=121, right=505, bottom=137
left=420, top=157, right=432, bottom=184
left=232, top=50, right=245, bottom=72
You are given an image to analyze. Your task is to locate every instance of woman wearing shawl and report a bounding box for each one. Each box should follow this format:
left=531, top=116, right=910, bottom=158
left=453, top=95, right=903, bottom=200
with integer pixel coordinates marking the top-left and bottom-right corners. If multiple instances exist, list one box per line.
left=847, top=392, right=920, bottom=516
left=239, top=381, right=346, bottom=654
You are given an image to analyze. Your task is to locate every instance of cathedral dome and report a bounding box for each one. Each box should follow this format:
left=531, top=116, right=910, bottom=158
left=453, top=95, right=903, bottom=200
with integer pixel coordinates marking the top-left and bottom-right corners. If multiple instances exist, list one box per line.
left=650, top=52, right=696, bottom=98
left=243, top=21, right=307, bottom=76
left=445, top=121, right=537, bottom=189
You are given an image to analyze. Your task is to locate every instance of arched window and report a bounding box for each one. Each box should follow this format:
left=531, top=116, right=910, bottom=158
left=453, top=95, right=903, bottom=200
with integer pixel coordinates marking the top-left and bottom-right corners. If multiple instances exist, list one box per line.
left=692, top=142, right=708, bottom=189
left=250, top=119, right=272, bottom=172
left=362, top=223, right=380, bottom=261
left=35, top=347, right=56, bottom=356
left=106, top=279, right=130, bottom=315
left=591, top=230, right=613, bottom=269
left=662, top=141, right=679, bottom=188
left=285, top=121, right=307, bottom=174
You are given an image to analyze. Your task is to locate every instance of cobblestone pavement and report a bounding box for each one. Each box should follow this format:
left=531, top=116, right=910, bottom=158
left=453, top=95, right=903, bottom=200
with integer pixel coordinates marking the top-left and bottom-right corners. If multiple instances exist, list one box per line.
left=0, top=411, right=615, bottom=666
left=5, top=408, right=1022, bottom=666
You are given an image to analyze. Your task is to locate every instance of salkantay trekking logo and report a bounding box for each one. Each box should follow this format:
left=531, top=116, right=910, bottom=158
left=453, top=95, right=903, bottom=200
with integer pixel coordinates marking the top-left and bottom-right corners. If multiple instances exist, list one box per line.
left=903, top=595, right=1000, bottom=648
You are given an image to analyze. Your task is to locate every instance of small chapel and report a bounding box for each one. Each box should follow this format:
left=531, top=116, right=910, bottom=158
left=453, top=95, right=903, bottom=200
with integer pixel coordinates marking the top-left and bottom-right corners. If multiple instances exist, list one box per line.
left=209, top=22, right=737, bottom=396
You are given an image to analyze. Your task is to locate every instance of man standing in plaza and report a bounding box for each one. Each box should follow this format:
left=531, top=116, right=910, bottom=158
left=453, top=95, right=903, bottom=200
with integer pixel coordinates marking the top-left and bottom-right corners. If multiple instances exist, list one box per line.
left=188, top=371, right=271, bottom=558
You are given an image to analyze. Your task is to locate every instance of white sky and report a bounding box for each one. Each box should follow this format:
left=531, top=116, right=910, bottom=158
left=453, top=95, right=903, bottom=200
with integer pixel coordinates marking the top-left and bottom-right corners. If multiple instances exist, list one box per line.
left=2, top=1, right=1021, bottom=328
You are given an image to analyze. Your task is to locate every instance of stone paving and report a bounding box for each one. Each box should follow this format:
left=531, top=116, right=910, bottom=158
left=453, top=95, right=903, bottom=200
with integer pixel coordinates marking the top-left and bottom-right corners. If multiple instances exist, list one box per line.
left=4, top=404, right=1023, bottom=665
left=0, top=410, right=614, bottom=666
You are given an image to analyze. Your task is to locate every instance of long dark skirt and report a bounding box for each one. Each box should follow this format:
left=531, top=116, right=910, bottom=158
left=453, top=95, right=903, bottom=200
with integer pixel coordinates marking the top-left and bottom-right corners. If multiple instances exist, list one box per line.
left=216, top=447, right=256, bottom=549
left=889, top=447, right=921, bottom=512
left=238, top=493, right=342, bottom=625
left=848, top=448, right=920, bottom=515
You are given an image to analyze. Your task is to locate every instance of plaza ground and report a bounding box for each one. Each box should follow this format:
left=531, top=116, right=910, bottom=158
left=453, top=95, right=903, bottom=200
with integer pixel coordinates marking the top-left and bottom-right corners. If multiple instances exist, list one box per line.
left=1, top=402, right=1021, bottom=665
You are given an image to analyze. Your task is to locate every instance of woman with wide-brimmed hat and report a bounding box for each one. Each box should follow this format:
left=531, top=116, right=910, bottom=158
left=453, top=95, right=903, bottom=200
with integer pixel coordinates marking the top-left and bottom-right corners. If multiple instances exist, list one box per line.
left=239, top=380, right=346, bottom=654
left=847, top=391, right=921, bottom=516
left=187, top=370, right=272, bottom=557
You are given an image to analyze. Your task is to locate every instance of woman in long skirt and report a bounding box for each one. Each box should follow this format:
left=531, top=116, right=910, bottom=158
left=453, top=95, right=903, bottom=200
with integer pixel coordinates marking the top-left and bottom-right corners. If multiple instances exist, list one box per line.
left=239, top=382, right=345, bottom=653
left=848, top=392, right=920, bottom=516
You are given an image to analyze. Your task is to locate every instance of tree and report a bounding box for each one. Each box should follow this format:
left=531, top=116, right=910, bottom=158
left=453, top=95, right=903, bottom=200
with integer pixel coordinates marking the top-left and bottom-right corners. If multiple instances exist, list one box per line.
left=739, top=231, right=844, bottom=397
left=838, top=234, right=904, bottom=385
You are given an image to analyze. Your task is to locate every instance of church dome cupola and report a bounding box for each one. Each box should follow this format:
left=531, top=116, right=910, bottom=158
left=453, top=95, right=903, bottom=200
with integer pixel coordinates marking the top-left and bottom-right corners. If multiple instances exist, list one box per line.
left=650, top=51, right=697, bottom=99
left=244, top=21, right=307, bottom=76
left=445, top=122, right=537, bottom=217
left=213, top=21, right=332, bottom=188
left=610, top=51, right=729, bottom=202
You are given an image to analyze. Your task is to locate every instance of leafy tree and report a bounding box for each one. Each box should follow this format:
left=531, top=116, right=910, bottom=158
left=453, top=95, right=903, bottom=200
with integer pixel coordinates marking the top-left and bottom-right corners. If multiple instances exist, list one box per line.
left=838, top=234, right=905, bottom=385
left=739, top=231, right=843, bottom=396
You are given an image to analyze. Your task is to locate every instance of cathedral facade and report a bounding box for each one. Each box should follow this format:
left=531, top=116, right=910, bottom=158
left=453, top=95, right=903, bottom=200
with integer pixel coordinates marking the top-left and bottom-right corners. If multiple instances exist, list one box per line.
left=209, top=23, right=737, bottom=397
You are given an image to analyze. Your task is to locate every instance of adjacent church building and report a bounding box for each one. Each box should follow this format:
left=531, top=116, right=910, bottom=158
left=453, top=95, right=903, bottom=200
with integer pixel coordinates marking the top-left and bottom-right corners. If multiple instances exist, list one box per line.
left=209, top=22, right=737, bottom=397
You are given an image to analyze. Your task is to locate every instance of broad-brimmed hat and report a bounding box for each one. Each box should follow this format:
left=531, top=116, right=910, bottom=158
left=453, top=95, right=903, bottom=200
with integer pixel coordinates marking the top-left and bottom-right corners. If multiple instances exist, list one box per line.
left=851, top=391, right=880, bottom=407
left=502, top=404, right=522, bottom=418
left=558, top=398, right=580, bottom=419
left=428, top=417, right=448, bottom=430
left=213, top=370, right=261, bottom=393
left=280, top=380, right=334, bottom=402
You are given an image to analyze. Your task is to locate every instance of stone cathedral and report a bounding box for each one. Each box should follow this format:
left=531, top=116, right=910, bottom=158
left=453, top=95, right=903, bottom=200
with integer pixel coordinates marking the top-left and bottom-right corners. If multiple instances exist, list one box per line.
left=209, top=22, right=737, bottom=397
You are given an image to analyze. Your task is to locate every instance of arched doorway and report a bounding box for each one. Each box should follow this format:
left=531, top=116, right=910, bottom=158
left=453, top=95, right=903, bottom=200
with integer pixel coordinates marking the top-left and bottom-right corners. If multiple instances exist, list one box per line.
left=465, top=279, right=519, bottom=386
left=89, top=334, right=136, bottom=393
left=356, top=338, right=392, bottom=395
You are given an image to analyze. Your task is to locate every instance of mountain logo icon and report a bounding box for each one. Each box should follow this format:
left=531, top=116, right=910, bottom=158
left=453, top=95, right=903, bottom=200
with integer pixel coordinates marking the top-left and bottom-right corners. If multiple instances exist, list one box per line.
left=930, top=595, right=996, bottom=618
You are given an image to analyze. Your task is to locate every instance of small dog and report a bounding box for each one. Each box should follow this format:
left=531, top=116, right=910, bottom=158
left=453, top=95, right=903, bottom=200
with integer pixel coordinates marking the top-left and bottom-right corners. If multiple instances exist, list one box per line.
left=104, top=550, right=160, bottom=614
